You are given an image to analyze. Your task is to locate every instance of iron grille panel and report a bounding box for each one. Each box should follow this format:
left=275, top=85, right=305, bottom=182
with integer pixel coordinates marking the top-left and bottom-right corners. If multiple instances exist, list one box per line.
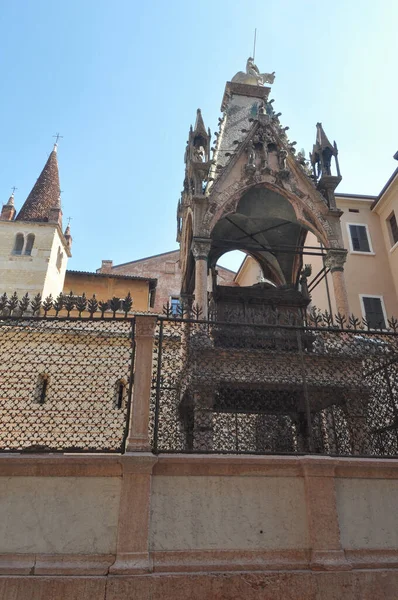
left=151, top=318, right=398, bottom=456
left=0, top=317, right=135, bottom=452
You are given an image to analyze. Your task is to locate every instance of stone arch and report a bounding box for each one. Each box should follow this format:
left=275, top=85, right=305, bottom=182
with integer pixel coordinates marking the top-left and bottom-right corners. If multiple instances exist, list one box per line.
left=203, top=178, right=341, bottom=249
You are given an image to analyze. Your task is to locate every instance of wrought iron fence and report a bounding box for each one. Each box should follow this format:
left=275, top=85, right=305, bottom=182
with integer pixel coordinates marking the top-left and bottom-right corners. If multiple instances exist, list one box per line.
left=0, top=315, right=135, bottom=453
left=151, top=317, right=398, bottom=456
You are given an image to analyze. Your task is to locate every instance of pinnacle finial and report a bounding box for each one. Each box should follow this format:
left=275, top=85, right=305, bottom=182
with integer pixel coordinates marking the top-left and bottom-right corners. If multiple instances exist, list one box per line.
left=7, top=186, right=17, bottom=206
left=52, top=133, right=63, bottom=152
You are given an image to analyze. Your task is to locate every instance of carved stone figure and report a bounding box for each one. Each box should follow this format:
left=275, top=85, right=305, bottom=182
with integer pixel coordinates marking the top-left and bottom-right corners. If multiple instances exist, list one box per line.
left=258, top=101, right=266, bottom=115
left=246, top=58, right=275, bottom=86
left=231, top=59, right=275, bottom=87
left=193, top=146, right=205, bottom=162
left=246, top=140, right=256, bottom=169
left=278, top=149, right=288, bottom=170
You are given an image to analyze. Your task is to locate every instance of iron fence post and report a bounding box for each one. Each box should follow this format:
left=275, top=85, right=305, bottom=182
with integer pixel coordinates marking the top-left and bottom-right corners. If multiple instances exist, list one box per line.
left=296, top=329, right=314, bottom=453
left=153, top=319, right=164, bottom=454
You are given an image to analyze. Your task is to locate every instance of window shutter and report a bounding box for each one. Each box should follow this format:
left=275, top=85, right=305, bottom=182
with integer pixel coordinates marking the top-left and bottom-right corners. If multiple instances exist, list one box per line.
left=358, top=226, right=370, bottom=252
left=389, top=213, right=398, bottom=245
left=349, top=225, right=370, bottom=252
left=363, top=297, right=385, bottom=329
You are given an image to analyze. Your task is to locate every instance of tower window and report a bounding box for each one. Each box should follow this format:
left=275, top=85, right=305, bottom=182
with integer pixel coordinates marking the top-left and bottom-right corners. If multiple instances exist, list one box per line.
left=387, top=212, right=398, bottom=246
left=24, top=233, right=35, bottom=255
left=56, top=247, right=63, bottom=272
left=116, top=379, right=126, bottom=409
left=37, top=374, right=49, bottom=404
left=348, top=224, right=372, bottom=253
left=361, top=295, right=386, bottom=329
left=13, top=233, right=24, bottom=255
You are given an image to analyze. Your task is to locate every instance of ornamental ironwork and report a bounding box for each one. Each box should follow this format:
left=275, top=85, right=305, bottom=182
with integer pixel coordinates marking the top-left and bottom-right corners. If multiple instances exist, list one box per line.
left=0, top=291, right=134, bottom=319
left=0, top=317, right=135, bottom=452
left=151, top=317, right=398, bottom=456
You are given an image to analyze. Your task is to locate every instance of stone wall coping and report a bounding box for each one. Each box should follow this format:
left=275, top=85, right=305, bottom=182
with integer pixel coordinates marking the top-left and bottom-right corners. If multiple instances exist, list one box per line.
left=153, top=454, right=398, bottom=479
left=1, top=548, right=398, bottom=576
left=0, top=452, right=157, bottom=477
left=0, top=452, right=397, bottom=479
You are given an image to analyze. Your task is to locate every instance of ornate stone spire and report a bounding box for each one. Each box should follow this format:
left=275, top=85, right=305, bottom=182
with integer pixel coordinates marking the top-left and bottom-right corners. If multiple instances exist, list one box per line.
left=16, top=144, right=61, bottom=222
left=310, top=123, right=341, bottom=208
left=193, top=109, right=207, bottom=138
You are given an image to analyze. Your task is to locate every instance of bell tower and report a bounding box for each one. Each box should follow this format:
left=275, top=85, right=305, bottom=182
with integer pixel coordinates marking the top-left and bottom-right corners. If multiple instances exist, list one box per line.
left=0, top=142, right=72, bottom=299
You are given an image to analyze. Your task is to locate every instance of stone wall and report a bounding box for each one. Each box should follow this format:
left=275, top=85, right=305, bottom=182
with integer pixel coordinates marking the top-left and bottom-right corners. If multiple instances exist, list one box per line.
left=102, top=249, right=236, bottom=313
left=1, top=454, right=398, bottom=598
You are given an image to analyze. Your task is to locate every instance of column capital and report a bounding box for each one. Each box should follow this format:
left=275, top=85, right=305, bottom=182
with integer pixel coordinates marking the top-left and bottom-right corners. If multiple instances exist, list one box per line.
left=191, top=238, right=211, bottom=261
left=324, top=248, right=347, bottom=272
left=135, top=315, right=157, bottom=338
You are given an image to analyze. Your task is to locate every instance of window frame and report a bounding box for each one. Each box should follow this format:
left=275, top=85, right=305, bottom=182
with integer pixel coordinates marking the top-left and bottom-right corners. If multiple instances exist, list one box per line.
left=12, top=233, right=25, bottom=256
left=346, top=222, right=374, bottom=255
left=387, top=211, right=398, bottom=249
left=24, top=233, right=35, bottom=256
left=359, top=294, right=388, bottom=330
left=170, top=296, right=181, bottom=317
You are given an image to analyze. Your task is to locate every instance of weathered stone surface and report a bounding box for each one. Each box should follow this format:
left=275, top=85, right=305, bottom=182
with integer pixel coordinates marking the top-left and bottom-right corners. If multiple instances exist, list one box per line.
left=0, top=576, right=106, bottom=600
left=0, top=476, right=121, bottom=554
left=106, top=570, right=398, bottom=600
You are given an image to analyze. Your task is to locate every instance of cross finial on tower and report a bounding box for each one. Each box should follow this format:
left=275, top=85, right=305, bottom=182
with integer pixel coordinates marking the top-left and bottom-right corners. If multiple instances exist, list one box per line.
left=11, top=186, right=18, bottom=196
left=52, top=133, right=63, bottom=151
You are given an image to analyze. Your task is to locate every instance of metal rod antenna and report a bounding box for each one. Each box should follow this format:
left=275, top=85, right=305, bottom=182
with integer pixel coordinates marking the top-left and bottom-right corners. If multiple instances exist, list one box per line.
left=253, top=28, right=257, bottom=60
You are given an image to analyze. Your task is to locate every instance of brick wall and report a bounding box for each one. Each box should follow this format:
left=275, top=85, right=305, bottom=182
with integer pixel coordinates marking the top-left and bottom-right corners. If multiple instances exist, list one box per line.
left=102, top=250, right=236, bottom=313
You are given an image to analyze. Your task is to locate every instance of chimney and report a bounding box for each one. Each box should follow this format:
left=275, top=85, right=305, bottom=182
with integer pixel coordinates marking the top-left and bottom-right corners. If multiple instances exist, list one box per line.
left=100, top=260, right=113, bottom=273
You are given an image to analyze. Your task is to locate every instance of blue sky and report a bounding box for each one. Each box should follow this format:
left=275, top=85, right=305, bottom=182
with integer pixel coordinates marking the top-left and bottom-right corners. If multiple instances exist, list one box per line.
left=1, top=0, right=397, bottom=272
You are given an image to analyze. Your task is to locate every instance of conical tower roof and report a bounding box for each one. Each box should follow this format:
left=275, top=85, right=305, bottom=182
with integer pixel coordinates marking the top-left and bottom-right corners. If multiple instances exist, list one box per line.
left=16, top=145, right=60, bottom=222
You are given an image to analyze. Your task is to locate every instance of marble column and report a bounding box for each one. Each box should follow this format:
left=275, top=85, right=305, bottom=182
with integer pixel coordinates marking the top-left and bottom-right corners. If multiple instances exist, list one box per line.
left=191, top=238, right=211, bottom=320
left=126, top=315, right=157, bottom=452
left=325, top=249, right=350, bottom=318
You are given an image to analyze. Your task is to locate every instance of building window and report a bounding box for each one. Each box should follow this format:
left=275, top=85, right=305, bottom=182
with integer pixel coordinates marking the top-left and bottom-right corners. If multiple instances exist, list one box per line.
left=13, top=233, right=24, bottom=255
left=361, top=295, right=387, bottom=329
left=170, top=296, right=181, bottom=317
left=348, top=224, right=372, bottom=253
left=388, top=212, right=398, bottom=246
left=37, top=374, right=49, bottom=404
left=24, top=233, right=35, bottom=255
left=116, top=379, right=126, bottom=409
